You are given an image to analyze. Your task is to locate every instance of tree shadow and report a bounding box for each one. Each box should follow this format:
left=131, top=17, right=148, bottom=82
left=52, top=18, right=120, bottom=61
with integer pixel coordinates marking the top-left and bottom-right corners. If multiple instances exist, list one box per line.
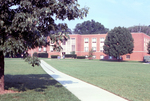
left=4, top=74, right=63, bottom=92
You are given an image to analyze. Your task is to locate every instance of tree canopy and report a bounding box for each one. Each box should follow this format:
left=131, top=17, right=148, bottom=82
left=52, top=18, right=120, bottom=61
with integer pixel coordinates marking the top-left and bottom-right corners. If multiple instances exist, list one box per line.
left=73, top=19, right=109, bottom=34
left=103, top=27, right=134, bottom=59
left=0, top=0, right=89, bottom=91
left=147, top=41, right=150, bottom=54
left=128, top=25, right=150, bottom=36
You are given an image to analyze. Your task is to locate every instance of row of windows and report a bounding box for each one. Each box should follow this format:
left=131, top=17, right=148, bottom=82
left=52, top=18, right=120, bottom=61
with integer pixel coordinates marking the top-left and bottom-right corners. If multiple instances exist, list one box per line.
left=39, top=47, right=46, bottom=52
left=84, top=38, right=105, bottom=43
left=84, top=47, right=103, bottom=52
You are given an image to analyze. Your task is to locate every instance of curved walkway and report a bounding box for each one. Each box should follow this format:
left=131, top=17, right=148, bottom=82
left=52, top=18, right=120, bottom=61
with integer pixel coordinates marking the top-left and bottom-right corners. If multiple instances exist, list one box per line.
left=40, top=60, right=128, bottom=101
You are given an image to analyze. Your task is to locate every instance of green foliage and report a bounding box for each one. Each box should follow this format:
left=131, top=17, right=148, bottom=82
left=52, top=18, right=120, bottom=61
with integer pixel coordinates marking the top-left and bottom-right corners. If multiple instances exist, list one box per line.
left=103, top=27, right=134, bottom=58
left=38, top=53, right=48, bottom=58
left=88, top=49, right=93, bottom=57
left=77, top=56, right=85, bottom=59
left=25, top=56, right=40, bottom=67
left=65, top=54, right=77, bottom=58
left=147, top=41, right=150, bottom=54
left=33, top=52, right=38, bottom=57
left=0, top=0, right=89, bottom=66
left=128, top=25, right=150, bottom=36
left=74, top=19, right=109, bottom=34
left=51, top=55, right=59, bottom=59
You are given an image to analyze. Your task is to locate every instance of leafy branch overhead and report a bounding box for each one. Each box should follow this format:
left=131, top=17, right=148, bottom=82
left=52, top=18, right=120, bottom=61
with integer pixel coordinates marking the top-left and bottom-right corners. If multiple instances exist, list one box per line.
left=0, top=0, right=89, bottom=66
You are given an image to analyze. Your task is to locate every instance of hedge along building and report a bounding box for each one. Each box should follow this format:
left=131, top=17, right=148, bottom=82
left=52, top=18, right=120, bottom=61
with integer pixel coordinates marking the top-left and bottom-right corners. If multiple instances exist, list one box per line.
left=28, top=32, right=150, bottom=61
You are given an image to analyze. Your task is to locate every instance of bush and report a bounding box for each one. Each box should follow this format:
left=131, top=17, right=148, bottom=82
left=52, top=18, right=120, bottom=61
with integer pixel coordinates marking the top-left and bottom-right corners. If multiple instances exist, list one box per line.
left=33, top=52, right=38, bottom=57
left=77, top=56, right=85, bottom=59
left=38, top=53, right=48, bottom=58
left=65, top=54, right=77, bottom=58
left=51, top=55, right=59, bottom=59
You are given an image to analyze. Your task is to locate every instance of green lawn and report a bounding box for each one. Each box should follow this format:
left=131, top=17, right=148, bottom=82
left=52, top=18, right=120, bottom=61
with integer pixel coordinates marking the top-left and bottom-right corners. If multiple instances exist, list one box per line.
left=44, top=59, right=150, bottom=101
left=0, top=58, right=80, bottom=101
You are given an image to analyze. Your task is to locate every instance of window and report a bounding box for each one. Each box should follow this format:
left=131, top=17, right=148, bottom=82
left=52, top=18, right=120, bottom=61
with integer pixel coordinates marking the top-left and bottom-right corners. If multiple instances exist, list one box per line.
left=84, top=38, right=89, bottom=43
left=72, top=45, right=75, bottom=51
left=71, top=38, right=75, bottom=40
left=84, top=47, right=89, bottom=52
left=39, top=48, right=41, bottom=52
left=50, top=46, right=53, bottom=52
left=100, top=46, right=103, bottom=52
left=100, top=37, right=105, bottom=43
left=100, top=55, right=104, bottom=59
left=92, top=38, right=96, bottom=43
left=43, top=47, right=46, bottom=52
left=92, top=47, right=96, bottom=52
left=109, top=56, right=113, bottom=59
left=85, top=55, right=88, bottom=58
left=62, top=40, right=66, bottom=45
left=126, top=55, right=130, bottom=59
left=71, top=38, right=75, bottom=44
left=93, top=55, right=96, bottom=59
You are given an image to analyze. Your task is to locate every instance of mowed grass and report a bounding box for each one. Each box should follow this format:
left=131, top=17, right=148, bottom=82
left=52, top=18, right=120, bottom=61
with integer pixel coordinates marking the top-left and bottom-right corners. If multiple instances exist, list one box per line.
left=44, top=59, right=150, bottom=101
left=0, top=58, right=80, bottom=101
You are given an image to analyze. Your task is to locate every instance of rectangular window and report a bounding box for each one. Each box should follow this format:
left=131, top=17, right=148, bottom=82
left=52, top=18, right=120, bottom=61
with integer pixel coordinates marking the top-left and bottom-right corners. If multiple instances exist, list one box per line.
left=100, top=46, right=103, bottom=52
left=109, top=56, right=113, bottom=59
left=100, top=55, right=104, bottom=59
left=72, top=45, right=75, bottom=51
left=43, top=47, right=46, bottom=52
left=84, top=47, right=89, bottom=52
left=50, top=46, right=53, bottom=52
left=84, top=38, right=89, bottom=43
left=92, top=47, right=96, bottom=52
left=62, top=40, right=66, bottom=45
left=100, top=37, right=105, bottom=43
left=126, top=55, right=130, bottom=59
left=93, top=55, right=96, bottom=59
left=92, top=38, right=96, bottom=43
left=39, top=48, right=41, bottom=52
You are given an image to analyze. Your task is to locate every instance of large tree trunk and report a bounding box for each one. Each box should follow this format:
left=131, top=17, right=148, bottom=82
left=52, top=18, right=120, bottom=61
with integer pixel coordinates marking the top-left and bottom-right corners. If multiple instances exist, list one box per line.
left=0, top=51, right=4, bottom=92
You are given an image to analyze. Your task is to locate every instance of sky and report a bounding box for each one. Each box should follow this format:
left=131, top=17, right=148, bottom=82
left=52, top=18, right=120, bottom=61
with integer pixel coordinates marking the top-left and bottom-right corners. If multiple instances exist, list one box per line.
left=56, top=0, right=150, bottom=31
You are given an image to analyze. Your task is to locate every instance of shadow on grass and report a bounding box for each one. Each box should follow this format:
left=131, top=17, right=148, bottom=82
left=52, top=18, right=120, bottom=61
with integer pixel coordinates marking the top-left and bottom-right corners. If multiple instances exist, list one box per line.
left=100, top=59, right=144, bottom=63
left=4, top=74, right=63, bottom=92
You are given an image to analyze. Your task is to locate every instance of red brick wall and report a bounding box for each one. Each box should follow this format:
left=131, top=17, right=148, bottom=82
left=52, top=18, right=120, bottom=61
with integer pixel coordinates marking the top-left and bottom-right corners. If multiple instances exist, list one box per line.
left=28, top=33, right=150, bottom=61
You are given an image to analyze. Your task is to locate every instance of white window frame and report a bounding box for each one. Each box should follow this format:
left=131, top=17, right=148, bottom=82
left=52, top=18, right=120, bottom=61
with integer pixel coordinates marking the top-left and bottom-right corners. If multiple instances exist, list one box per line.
left=84, top=38, right=89, bottom=43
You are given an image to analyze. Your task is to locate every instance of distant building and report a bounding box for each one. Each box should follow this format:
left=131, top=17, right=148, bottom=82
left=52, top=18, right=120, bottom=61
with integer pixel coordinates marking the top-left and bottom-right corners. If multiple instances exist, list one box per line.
left=28, top=33, right=150, bottom=61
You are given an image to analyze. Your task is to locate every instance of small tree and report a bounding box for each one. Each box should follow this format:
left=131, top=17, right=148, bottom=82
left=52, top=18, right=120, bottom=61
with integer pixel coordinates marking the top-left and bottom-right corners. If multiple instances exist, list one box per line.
left=88, top=48, right=94, bottom=59
left=103, top=27, right=134, bottom=59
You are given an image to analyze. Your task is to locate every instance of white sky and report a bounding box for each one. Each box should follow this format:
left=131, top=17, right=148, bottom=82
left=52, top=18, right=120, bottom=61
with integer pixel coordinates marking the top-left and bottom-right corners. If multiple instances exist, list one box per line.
left=56, top=0, right=150, bottom=30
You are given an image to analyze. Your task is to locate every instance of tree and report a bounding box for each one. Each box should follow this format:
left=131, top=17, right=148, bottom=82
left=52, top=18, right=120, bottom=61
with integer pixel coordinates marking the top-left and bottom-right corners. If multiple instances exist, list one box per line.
left=128, top=25, right=150, bottom=36
left=147, top=41, right=150, bottom=54
left=73, top=19, right=109, bottom=34
left=0, top=0, right=89, bottom=92
left=103, top=27, right=134, bottom=59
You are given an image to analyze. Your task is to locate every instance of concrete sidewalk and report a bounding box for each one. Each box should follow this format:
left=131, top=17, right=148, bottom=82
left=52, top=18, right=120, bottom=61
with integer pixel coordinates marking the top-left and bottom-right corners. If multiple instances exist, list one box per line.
left=40, top=60, right=128, bottom=101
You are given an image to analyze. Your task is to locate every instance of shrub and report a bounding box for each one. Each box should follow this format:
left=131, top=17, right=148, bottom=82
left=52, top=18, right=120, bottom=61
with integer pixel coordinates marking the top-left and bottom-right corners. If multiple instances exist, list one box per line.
left=77, top=56, right=85, bottom=59
left=51, top=55, right=59, bottom=59
left=38, top=53, right=48, bottom=58
left=65, top=54, right=77, bottom=58
left=33, top=52, right=38, bottom=57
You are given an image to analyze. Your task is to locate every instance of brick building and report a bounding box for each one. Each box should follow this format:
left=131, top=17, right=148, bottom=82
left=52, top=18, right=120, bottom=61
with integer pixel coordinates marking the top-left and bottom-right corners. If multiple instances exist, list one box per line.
left=28, top=32, right=150, bottom=61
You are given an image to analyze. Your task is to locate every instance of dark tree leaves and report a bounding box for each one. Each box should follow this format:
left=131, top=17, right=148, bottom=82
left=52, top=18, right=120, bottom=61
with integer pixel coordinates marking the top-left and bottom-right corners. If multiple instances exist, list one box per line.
left=103, top=27, right=134, bottom=59
left=0, top=0, right=89, bottom=66
left=73, top=19, right=109, bottom=34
